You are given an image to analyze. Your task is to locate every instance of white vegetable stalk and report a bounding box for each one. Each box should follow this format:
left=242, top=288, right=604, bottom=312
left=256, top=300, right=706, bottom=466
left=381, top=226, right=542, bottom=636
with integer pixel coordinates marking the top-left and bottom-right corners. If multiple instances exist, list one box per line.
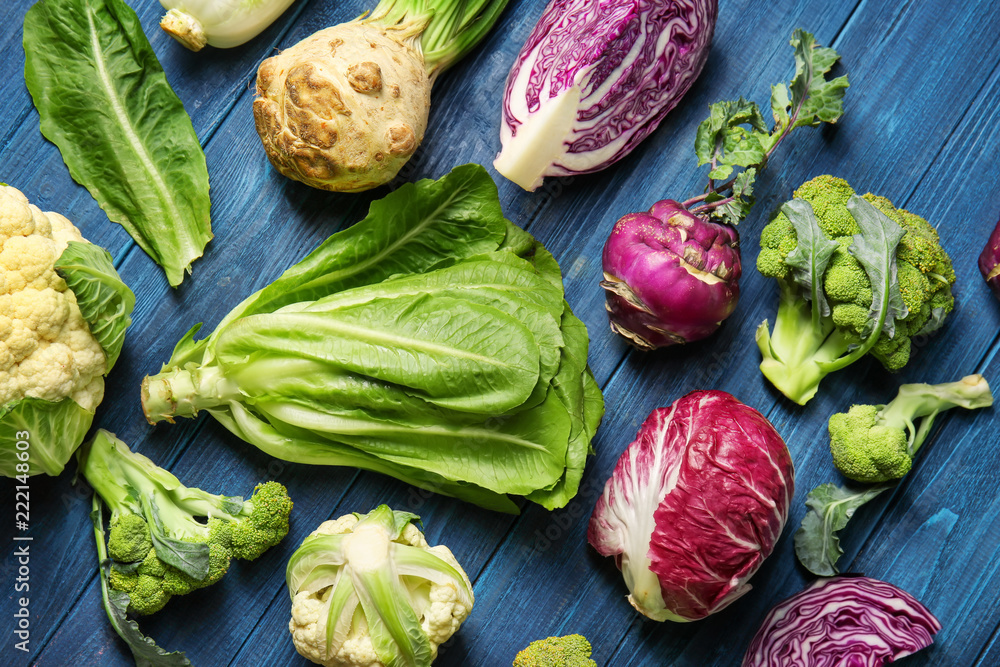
left=159, top=0, right=298, bottom=51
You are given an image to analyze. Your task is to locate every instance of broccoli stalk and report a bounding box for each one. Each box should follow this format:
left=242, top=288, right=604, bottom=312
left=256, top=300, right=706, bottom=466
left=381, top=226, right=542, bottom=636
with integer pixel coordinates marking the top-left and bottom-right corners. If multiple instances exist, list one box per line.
left=79, top=429, right=293, bottom=615
left=756, top=275, right=870, bottom=406
left=513, top=634, right=597, bottom=667
left=830, top=374, right=994, bottom=483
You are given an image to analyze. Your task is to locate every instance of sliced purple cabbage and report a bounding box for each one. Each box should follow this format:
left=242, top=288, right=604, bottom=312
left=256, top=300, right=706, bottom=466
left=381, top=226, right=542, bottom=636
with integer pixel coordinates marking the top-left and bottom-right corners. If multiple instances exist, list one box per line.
left=742, top=576, right=942, bottom=667
left=587, top=390, right=793, bottom=622
left=601, top=199, right=741, bottom=349
left=494, top=0, right=718, bottom=191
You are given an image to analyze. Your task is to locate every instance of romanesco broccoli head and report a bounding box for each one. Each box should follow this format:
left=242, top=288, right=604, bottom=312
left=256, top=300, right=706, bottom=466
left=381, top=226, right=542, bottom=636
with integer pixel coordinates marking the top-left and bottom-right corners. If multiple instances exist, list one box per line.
left=513, top=634, right=597, bottom=667
left=829, top=404, right=912, bottom=483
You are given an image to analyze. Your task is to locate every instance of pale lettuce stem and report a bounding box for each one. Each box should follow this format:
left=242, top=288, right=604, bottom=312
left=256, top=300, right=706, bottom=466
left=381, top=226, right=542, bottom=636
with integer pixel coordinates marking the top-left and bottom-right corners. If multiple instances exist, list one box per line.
left=141, top=365, right=239, bottom=424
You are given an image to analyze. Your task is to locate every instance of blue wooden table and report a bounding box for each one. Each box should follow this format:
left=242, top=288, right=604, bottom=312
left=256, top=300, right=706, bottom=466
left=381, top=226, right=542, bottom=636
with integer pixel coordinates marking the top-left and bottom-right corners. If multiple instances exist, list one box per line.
left=2, top=0, right=1000, bottom=664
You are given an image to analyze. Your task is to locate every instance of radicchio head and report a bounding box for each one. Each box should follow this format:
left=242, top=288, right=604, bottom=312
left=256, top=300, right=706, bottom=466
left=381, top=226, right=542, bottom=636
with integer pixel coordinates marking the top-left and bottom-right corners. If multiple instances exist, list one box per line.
left=587, top=390, right=793, bottom=622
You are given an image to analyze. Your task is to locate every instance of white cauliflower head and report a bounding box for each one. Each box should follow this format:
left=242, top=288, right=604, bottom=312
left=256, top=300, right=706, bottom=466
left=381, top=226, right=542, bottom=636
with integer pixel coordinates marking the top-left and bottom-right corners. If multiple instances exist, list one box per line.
left=288, top=505, right=474, bottom=667
left=0, top=185, right=106, bottom=411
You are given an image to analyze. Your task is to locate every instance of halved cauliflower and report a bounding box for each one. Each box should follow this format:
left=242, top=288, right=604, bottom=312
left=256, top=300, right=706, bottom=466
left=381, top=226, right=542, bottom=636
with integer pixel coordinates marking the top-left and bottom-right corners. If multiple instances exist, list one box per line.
left=287, top=505, right=474, bottom=667
left=0, top=184, right=134, bottom=477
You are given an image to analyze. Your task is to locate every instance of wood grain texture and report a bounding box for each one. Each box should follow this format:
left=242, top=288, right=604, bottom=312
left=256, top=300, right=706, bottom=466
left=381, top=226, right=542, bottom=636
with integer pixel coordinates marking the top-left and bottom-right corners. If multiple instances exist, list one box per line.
left=2, top=0, right=1000, bottom=664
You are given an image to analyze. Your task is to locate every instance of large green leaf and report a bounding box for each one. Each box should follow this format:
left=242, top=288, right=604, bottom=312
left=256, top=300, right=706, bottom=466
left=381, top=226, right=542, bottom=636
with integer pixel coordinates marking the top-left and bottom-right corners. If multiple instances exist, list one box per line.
left=526, top=307, right=604, bottom=509
left=209, top=402, right=521, bottom=513
left=56, top=241, right=135, bottom=370
left=217, top=294, right=542, bottom=414
left=226, top=164, right=507, bottom=323
left=0, top=397, right=94, bottom=477
left=23, top=0, right=212, bottom=287
left=258, top=389, right=571, bottom=496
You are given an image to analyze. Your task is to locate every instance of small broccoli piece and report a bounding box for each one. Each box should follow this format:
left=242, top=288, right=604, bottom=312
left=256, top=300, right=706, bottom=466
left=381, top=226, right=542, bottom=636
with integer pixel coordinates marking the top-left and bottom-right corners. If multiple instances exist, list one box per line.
left=513, top=634, right=597, bottom=667
left=80, top=429, right=293, bottom=615
left=756, top=175, right=957, bottom=404
left=830, top=375, right=993, bottom=483
left=107, top=514, right=152, bottom=563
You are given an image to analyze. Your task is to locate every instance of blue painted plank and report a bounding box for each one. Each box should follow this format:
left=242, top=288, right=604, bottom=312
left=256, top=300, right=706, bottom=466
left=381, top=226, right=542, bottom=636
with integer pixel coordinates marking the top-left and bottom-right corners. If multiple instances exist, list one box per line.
left=2, top=0, right=1000, bottom=665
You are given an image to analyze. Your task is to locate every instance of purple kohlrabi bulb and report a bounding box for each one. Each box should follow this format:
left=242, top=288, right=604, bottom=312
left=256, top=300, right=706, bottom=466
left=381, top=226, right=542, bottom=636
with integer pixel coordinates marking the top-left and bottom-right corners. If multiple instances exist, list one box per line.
left=601, top=200, right=741, bottom=349
left=979, top=215, right=1000, bottom=300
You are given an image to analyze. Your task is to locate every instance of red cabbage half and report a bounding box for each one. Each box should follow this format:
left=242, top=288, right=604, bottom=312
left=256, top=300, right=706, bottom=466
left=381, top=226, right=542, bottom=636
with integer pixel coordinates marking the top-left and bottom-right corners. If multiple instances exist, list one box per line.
left=494, top=0, right=718, bottom=191
left=742, top=576, right=942, bottom=666
left=587, top=390, right=794, bottom=622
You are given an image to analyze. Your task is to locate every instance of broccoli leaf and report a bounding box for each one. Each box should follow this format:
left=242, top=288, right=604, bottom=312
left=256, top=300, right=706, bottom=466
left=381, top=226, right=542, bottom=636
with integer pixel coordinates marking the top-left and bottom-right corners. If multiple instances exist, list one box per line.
left=787, top=28, right=850, bottom=130
left=695, top=98, right=768, bottom=180
left=23, top=0, right=213, bottom=287
left=146, top=499, right=211, bottom=581
left=705, top=168, right=757, bottom=226
left=55, top=241, right=136, bottom=370
left=782, top=199, right=840, bottom=317
left=794, top=482, right=893, bottom=576
left=846, top=196, right=909, bottom=338
left=92, top=500, right=192, bottom=667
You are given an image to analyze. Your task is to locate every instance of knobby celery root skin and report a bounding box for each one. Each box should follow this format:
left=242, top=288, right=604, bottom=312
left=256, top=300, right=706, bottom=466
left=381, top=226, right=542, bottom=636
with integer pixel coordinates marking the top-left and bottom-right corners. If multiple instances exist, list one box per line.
left=253, top=20, right=431, bottom=192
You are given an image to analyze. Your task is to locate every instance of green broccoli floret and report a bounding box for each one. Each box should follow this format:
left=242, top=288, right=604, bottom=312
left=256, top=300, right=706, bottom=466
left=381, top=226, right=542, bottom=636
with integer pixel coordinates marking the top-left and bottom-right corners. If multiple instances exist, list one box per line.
left=756, top=175, right=957, bottom=404
left=513, top=634, right=597, bottom=667
left=830, top=375, right=993, bottom=483
left=79, top=429, right=293, bottom=615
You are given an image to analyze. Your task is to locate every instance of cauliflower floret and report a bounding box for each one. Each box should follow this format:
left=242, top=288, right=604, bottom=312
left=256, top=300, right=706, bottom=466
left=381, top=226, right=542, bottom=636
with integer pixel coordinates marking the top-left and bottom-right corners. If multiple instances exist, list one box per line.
left=289, top=506, right=474, bottom=667
left=0, top=185, right=107, bottom=411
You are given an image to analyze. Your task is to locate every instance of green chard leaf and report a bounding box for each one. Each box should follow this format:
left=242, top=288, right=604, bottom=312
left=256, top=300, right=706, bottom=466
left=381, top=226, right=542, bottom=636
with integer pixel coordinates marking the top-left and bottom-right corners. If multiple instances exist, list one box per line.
left=92, top=499, right=192, bottom=667
left=782, top=199, right=840, bottom=317
left=794, top=482, right=894, bottom=576
left=23, top=0, right=213, bottom=287
left=55, top=241, right=135, bottom=370
left=846, top=195, right=909, bottom=338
